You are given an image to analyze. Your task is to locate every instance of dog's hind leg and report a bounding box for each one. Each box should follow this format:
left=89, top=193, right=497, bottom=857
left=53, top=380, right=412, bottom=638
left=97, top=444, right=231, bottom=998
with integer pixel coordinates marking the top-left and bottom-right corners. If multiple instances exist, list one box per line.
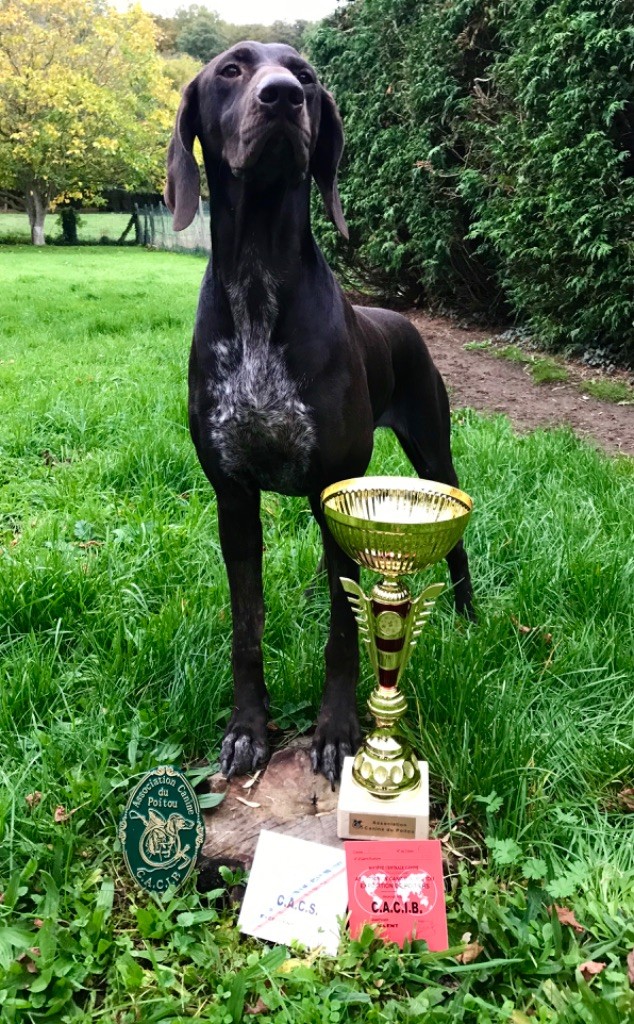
left=215, top=484, right=271, bottom=778
left=308, top=495, right=363, bottom=787
left=397, top=427, right=473, bottom=618
left=383, top=367, right=474, bottom=619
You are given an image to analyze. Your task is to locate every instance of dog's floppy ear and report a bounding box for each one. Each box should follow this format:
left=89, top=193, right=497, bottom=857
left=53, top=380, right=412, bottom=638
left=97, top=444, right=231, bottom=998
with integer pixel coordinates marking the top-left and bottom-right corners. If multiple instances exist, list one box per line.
left=164, top=77, right=201, bottom=231
left=311, top=88, right=348, bottom=241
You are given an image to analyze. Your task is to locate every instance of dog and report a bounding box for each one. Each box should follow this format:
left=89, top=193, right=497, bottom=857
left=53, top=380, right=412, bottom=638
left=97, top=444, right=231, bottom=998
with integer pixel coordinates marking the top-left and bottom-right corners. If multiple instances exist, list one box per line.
left=164, top=41, right=473, bottom=787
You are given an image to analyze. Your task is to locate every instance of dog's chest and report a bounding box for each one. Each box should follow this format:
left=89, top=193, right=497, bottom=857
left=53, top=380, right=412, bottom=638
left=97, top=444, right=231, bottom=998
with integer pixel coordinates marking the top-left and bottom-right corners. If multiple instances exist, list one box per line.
left=207, top=284, right=316, bottom=494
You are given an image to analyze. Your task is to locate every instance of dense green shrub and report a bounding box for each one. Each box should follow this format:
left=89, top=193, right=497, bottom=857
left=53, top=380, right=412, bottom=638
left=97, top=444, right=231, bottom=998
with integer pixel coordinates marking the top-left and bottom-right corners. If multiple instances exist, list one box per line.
left=309, top=0, right=497, bottom=308
left=309, top=0, right=634, bottom=359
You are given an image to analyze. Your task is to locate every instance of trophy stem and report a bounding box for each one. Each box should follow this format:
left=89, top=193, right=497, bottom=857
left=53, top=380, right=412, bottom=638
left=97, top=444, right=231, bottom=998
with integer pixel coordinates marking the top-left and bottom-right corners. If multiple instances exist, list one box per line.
left=350, top=576, right=421, bottom=799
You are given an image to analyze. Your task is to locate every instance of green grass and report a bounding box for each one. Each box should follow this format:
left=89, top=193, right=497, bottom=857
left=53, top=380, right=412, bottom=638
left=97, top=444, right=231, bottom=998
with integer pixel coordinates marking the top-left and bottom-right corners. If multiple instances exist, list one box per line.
left=492, top=346, right=570, bottom=385
left=529, top=359, right=569, bottom=385
left=1, top=247, right=633, bottom=1022
left=464, top=341, right=634, bottom=398
left=0, top=212, right=132, bottom=244
left=581, top=378, right=634, bottom=405
left=495, top=344, right=530, bottom=364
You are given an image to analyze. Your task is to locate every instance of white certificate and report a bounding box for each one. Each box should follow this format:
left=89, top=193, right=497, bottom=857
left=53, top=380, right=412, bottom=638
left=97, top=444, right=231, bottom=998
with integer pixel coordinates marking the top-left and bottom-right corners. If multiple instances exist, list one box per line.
left=238, top=830, right=348, bottom=955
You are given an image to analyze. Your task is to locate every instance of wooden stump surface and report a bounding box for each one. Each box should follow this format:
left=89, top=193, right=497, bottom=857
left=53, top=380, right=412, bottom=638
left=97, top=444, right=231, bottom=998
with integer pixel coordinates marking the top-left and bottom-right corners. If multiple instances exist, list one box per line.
left=197, top=738, right=343, bottom=889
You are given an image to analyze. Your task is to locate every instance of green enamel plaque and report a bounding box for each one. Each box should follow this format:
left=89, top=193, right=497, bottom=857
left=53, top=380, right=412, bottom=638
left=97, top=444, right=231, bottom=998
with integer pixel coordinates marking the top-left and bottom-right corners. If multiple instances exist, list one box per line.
left=119, top=765, right=204, bottom=894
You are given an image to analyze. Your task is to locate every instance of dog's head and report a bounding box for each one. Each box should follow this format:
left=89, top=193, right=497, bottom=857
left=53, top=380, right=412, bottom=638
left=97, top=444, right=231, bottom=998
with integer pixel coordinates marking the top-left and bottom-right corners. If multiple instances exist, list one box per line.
left=164, top=41, right=347, bottom=239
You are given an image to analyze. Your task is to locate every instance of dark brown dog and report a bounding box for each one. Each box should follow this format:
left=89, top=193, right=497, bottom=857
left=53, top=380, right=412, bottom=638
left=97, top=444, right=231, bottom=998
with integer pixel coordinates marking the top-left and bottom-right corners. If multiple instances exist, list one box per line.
left=165, top=41, right=473, bottom=786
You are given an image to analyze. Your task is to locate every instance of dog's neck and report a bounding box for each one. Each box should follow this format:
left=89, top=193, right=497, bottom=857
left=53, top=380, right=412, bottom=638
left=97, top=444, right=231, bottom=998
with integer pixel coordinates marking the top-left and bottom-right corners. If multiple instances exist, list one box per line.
left=207, top=163, right=315, bottom=325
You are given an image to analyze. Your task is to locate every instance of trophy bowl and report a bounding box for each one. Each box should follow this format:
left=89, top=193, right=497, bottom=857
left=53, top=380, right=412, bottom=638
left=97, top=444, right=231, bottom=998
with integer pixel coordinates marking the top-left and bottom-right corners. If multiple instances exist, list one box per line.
left=321, top=476, right=473, bottom=576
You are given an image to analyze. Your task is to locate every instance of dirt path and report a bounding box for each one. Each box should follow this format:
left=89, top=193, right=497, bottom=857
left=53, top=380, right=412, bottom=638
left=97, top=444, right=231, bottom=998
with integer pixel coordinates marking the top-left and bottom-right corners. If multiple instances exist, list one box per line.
left=409, top=312, right=634, bottom=456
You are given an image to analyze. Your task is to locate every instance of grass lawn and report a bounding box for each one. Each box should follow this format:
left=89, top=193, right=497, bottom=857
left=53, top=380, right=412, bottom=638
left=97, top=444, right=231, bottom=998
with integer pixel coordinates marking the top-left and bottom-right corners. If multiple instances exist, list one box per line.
left=0, top=212, right=132, bottom=245
left=0, top=246, right=633, bottom=1022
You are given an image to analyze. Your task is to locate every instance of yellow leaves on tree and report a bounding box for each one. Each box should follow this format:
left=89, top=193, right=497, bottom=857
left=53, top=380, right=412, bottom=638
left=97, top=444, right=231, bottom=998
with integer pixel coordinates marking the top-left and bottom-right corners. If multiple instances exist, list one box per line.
left=0, top=0, right=179, bottom=242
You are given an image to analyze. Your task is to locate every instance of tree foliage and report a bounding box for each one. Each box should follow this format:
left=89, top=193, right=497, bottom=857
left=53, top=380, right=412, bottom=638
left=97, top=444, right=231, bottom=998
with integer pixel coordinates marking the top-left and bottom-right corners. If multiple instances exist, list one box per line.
left=0, top=0, right=178, bottom=243
left=309, top=0, right=634, bottom=357
left=161, top=53, right=204, bottom=94
left=176, top=8, right=225, bottom=63
left=154, top=5, right=313, bottom=60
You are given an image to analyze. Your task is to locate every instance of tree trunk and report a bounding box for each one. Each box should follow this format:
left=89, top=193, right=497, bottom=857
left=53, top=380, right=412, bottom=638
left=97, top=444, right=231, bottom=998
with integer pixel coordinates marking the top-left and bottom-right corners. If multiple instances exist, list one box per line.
left=26, top=186, right=47, bottom=245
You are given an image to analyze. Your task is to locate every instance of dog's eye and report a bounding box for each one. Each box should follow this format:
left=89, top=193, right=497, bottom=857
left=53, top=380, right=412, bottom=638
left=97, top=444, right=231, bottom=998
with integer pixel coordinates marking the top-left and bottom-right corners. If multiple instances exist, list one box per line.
left=296, top=70, right=314, bottom=85
left=220, top=63, right=241, bottom=79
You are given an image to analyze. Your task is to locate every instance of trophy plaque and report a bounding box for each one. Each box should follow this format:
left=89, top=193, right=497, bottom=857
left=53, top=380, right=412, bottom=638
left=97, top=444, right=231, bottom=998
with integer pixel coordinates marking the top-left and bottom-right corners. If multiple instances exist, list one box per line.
left=321, top=476, right=473, bottom=840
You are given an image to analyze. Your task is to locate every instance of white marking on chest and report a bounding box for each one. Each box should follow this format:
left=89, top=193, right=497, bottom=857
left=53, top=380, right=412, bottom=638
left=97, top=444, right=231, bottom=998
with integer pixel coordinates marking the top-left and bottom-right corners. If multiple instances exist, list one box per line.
left=208, top=258, right=316, bottom=491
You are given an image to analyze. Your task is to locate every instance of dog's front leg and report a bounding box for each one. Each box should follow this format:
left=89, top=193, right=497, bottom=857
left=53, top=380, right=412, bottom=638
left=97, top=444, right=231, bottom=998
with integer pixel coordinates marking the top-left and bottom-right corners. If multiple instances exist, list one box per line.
left=309, top=497, right=362, bottom=787
left=216, top=485, right=270, bottom=778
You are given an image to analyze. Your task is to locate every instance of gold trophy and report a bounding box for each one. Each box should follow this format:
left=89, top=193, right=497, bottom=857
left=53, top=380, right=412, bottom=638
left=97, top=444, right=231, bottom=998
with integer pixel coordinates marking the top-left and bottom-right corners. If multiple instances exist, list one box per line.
left=321, top=476, right=473, bottom=839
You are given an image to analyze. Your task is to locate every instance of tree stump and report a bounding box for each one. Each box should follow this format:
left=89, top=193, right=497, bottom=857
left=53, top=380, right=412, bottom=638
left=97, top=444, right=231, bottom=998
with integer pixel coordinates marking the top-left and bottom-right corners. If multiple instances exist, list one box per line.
left=197, top=738, right=343, bottom=893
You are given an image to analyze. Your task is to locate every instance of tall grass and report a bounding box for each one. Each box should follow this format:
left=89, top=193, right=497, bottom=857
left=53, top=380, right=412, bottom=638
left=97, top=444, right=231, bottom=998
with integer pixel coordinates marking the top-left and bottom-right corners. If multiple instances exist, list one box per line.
left=1, top=247, right=632, bottom=1020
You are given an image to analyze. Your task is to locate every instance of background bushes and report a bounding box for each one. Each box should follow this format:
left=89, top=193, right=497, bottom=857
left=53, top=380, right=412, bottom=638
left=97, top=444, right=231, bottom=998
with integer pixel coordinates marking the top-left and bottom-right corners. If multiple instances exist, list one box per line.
left=308, top=0, right=634, bottom=361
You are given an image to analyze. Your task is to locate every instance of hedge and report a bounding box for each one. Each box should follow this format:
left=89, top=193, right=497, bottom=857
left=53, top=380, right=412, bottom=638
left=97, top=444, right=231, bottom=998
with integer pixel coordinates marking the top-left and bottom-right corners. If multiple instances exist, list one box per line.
left=308, top=0, right=634, bottom=360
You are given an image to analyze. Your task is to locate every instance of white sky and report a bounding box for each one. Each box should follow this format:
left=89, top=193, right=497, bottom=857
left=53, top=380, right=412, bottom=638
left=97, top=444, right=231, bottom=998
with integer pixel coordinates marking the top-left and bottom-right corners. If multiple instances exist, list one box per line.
left=112, top=0, right=340, bottom=25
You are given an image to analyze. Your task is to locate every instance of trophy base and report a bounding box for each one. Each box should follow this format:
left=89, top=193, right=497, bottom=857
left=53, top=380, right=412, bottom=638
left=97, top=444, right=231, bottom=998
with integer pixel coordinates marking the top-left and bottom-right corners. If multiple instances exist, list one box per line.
left=337, top=757, right=429, bottom=841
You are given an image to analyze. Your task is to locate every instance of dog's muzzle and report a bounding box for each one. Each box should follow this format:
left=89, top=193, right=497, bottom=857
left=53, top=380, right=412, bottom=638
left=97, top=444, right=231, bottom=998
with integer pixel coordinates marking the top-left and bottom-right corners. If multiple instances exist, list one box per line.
left=229, top=74, right=311, bottom=181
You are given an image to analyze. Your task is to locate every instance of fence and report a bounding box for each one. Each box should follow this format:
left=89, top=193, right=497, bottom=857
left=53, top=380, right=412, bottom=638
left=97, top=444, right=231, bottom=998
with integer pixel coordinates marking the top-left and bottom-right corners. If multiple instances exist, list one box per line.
left=136, top=199, right=211, bottom=255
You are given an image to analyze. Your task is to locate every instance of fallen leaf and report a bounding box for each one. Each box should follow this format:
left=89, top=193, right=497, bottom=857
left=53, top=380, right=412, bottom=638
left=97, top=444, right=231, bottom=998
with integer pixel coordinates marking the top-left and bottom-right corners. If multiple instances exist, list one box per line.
left=242, top=770, right=262, bottom=790
left=617, top=787, right=634, bottom=812
left=511, top=615, right=532, bottom=634
left=627, top=948, right=634, bottom=985
left=236, top=797, right=261, bottom=809
left=25, top=791, right=42, bottom=808
left=278, top=947, right=325, bottom=973
left=245, top=997, right=269, bottom=1015
left=552, top=905, right=585, bottom=933
left=511, top=615, right=553, bottom=644
left=579, top=960, right=605, bottom=981
left=53, top=806, right=70, bottom=823
left=17, top=948, right=40, bottom=973
left=456, top=939, right=484, bottom=964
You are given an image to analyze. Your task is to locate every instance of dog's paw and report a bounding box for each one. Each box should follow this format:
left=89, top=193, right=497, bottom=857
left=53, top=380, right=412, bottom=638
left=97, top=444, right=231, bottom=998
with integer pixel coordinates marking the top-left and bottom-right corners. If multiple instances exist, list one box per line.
left=220, top=716, right=269, bottom=779
left=310, top=708, right=362, bottom=790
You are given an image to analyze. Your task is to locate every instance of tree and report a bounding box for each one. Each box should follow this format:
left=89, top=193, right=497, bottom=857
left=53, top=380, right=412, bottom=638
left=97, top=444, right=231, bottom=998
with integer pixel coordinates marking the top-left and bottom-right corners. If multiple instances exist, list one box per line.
left=176, top=10, right=226, bottom=63
left=162, top=54, right=204, bottom=93
left=156, top=6, right=315, bottom=58
left=269, top=20, right=312, bottom=53
left=0, top=0, right=179, bottom=244
left=152, top=13, right=181, bottom=54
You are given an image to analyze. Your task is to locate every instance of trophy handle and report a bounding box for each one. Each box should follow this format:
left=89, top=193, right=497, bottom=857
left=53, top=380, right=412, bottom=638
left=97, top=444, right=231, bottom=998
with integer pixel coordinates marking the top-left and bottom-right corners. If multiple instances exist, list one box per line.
left=340, top=578, right=379, bottom=677
left=397, top=581, right=445, bottom=685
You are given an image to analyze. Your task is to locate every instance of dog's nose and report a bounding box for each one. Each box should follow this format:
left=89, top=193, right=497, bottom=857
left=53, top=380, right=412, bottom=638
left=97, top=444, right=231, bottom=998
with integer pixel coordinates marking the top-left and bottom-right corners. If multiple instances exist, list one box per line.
left=257, top=74, right=305, bottom=113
